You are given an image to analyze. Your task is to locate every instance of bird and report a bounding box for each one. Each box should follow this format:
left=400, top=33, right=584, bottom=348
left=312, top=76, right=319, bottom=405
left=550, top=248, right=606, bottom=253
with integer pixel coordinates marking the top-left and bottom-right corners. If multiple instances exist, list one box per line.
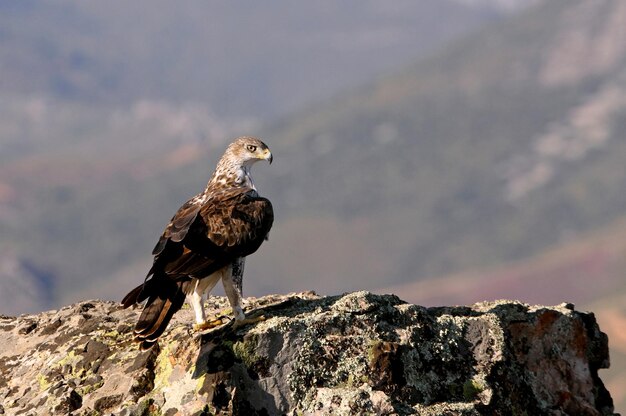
left=121, top=136, right=274, bottom=349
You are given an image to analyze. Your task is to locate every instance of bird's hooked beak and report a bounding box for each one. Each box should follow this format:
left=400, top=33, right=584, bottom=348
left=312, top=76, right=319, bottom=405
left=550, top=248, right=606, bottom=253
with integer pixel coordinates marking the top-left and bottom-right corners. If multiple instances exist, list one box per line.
left=263, top=148, right=273, bottom=164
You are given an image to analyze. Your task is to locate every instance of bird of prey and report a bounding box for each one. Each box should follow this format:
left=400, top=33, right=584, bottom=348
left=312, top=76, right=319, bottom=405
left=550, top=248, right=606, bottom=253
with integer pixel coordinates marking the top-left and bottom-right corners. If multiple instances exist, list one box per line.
left=122, top=137, right=274, bottom=349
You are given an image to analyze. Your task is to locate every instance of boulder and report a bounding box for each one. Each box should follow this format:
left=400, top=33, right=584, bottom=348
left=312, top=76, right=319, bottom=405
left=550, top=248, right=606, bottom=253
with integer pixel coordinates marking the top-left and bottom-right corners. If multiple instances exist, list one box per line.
left=0, top=291, right=616, bottom=415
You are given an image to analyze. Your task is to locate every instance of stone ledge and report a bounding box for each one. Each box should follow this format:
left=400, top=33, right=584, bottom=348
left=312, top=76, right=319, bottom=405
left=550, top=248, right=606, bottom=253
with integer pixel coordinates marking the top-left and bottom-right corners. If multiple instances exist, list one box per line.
left=0, top=291, right=616, bottom=415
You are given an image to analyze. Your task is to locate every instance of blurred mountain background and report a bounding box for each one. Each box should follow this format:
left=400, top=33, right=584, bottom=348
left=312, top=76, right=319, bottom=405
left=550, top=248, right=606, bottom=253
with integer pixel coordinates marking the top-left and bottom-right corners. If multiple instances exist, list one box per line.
left=0, top=0, right=520, bottom=313
left=1, top=0, right=625, bottom=409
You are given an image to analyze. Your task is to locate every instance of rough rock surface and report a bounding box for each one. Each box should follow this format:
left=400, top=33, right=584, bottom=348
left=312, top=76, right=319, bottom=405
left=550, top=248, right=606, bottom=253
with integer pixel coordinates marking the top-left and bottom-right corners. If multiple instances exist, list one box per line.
left=0, top=291, right=617, bottom=415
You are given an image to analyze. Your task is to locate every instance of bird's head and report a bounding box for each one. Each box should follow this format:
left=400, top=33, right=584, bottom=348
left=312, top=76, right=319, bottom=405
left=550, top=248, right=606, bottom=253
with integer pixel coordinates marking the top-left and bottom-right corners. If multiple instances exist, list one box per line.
left=209, top=137, right=273, bottom=189
left=226, top=136, right=273, bottom=167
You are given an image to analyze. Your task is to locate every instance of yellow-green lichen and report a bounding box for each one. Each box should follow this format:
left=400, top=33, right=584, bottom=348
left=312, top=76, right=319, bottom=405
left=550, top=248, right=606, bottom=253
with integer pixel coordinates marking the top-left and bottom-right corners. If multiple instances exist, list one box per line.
left=56, top=350, right=79, bottom=369
left=98, top=329, right=133, bottom=347
left=78, top=409, right=101, bottom=416
left=366, top=339, right=383, bottom=367
left=232, top=337, right=260, bottom=369
left=152, top=343, right=175, bottom=389
left=344, top=373, right=369, bottom=388
left=36, top=373, right=51, bottom=391
left=101, top=330, right=120, bottom=340
left=463, top=379, right=485, bottom=401
left=194, top=372, right=207, bottom=393
left=136, top=398, right=162, bottom=416
left=78, top=379, right=104, bottom=396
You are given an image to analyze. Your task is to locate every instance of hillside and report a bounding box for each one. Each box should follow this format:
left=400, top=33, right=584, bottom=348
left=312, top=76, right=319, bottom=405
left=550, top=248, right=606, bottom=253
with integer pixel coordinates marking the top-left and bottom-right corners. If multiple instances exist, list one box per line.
left=0, top=2, right=518, bottom=314
left=4, top=0, right=626, bottom=311
left=381, top=216, right=626, bottom=307
left=255, top=0, right=626, bottom=294
left=2, top=0, right=626, bottom=336
left=0, top=1, right=501, bottom=119
left=63, top=0, right=626, bottom=309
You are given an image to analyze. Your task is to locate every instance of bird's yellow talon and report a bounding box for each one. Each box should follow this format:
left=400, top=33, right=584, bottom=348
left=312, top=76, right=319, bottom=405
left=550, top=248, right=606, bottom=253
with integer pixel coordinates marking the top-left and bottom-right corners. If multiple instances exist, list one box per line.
left=193, top=318, right=224, bottom=331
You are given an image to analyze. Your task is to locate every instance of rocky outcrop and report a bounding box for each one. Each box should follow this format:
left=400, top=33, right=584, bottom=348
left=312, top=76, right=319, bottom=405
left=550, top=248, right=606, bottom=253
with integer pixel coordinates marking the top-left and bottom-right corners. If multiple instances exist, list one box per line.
left=0, top=291, right=616, bottom=415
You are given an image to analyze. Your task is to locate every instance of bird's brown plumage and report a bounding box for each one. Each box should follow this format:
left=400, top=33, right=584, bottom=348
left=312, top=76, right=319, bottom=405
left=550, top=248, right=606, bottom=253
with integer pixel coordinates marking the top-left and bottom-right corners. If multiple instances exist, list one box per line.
left=122, top=137, right=273, bottom=349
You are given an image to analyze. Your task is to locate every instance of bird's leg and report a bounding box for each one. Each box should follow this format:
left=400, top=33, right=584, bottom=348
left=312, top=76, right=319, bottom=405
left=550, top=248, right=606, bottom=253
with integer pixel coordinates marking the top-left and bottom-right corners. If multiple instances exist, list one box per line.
left=189, top=289, right=207, bottom=325
left=188, top=274, right=224, bottom=331
left=222, top=271, right=245, bottom=321
left=222, top=267, right=265, bottom=328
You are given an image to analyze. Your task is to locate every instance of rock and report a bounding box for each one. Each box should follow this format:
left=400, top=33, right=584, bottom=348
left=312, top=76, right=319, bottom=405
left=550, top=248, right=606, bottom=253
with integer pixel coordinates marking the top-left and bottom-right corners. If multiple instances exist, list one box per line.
left=0, top=292, right=617, bottom=415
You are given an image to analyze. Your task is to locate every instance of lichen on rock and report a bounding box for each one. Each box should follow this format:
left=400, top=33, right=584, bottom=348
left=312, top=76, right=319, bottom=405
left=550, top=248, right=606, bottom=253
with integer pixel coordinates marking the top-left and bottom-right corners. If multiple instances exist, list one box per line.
left=0, top=292, right=617, bottom=415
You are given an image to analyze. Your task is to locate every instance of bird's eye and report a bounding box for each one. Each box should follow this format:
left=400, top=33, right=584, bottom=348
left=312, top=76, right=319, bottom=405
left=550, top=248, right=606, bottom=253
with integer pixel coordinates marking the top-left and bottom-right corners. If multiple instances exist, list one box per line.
left=247, top=145, right=257, bottom=152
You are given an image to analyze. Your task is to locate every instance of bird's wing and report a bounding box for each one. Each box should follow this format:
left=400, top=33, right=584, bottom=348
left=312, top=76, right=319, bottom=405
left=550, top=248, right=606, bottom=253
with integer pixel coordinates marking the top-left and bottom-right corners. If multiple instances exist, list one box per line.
left=148, top=188, right=273, bottom=279
left=151, top=198, right=202, bottom=256
left=199, top=188, right=274, bottom=256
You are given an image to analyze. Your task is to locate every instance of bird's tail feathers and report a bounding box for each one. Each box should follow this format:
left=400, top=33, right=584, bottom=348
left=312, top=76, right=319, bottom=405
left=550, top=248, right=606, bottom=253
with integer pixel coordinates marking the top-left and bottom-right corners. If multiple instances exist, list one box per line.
left=121, top=283, right=146, bottom=308
left=121, top=275, right=188, bottom=349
